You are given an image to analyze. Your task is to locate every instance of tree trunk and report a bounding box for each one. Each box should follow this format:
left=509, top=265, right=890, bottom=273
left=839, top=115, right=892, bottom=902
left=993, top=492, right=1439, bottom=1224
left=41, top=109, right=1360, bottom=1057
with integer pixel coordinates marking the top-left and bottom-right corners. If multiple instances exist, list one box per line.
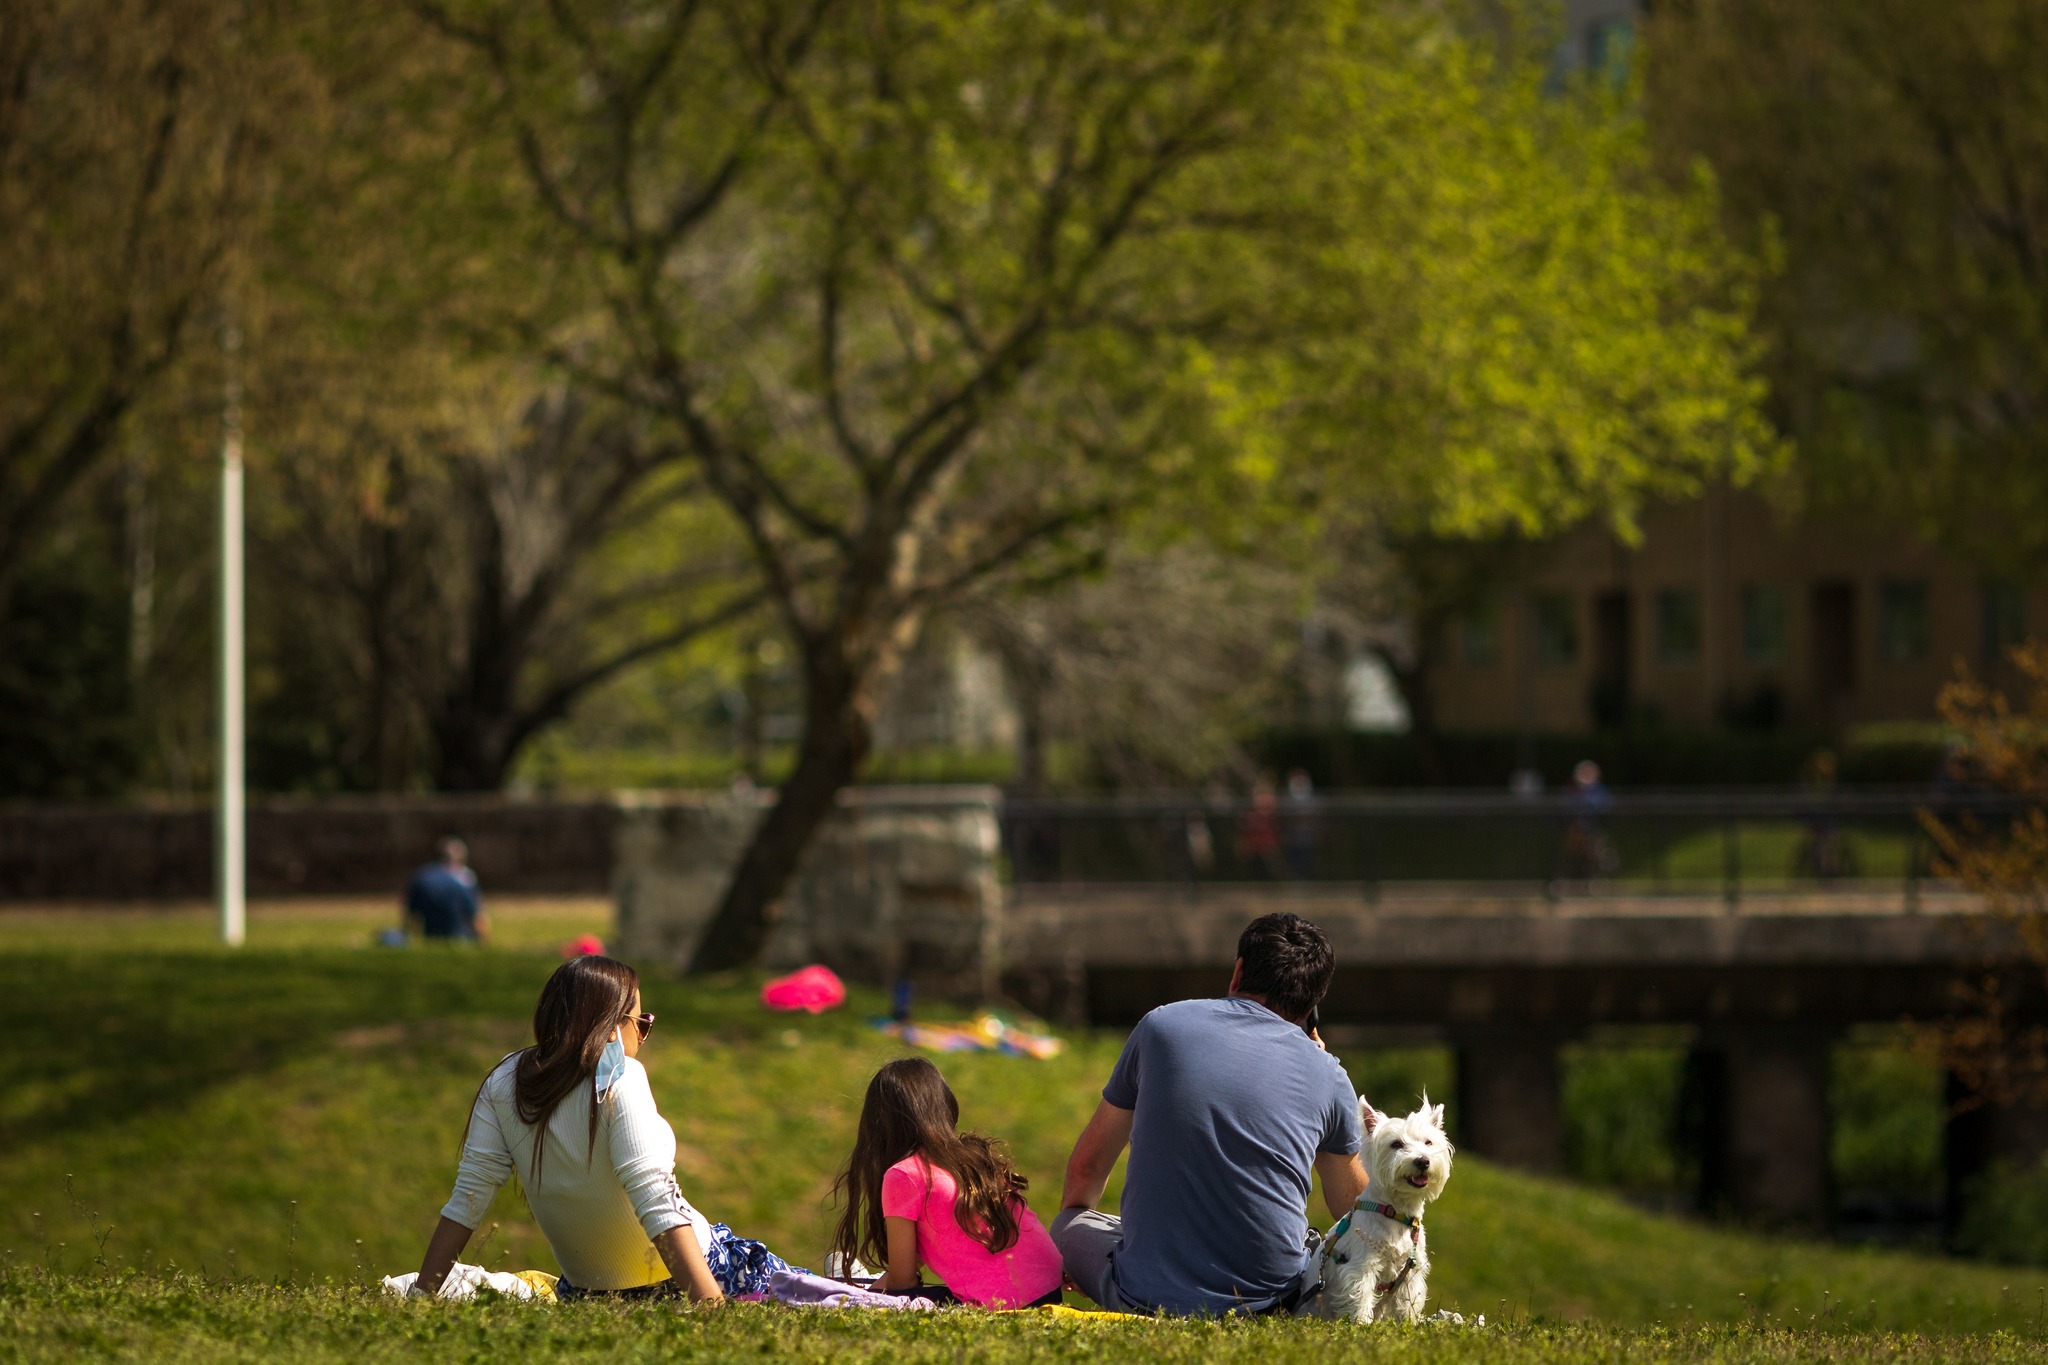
left=1378, top=643, right=1450, bottom=784
left=1016, top=679, right=1047, bottom=795
left=689, top=648, right=873, bottom=973
left=739, top=662, right=768, bottom=783
left=431, top=707, right=512, bottom=792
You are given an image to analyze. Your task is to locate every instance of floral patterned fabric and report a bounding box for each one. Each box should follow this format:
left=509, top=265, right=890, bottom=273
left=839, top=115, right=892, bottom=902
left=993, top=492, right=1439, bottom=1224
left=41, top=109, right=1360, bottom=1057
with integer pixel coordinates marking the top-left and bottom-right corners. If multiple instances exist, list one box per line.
left=704, top=1222, right=805, bottom=1296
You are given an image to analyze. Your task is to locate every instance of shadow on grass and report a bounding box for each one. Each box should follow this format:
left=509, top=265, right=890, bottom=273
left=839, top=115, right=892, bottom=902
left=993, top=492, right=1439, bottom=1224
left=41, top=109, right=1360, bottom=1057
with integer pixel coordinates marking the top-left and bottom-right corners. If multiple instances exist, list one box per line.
left=0, top=953, right=563, bottom=1146
left=0, top=952, right=903, bottom=1148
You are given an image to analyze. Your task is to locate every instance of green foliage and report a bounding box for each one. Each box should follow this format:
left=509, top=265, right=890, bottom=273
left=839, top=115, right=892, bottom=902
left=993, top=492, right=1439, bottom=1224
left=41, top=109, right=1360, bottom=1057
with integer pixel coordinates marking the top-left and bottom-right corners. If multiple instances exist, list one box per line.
left=1206, top=2, right=1783, bottom=545
left=1958, top=1159, right=2048, bottom=1268
left=0, top=526, right=138, bottom=799
left=1564, top=1044, right=1690, bottom=1194
left=1648, top=0, right=2048, bottom=572
left=1833, top=1040, right=1946, bottom=1200
left=1338, top=1047, right=1456, bottom=1132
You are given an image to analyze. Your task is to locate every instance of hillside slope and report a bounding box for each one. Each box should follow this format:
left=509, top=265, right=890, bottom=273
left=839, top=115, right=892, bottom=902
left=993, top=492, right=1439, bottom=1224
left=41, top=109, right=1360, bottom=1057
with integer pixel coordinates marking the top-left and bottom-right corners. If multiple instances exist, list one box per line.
left=0, top=945, right=2040, bottom=1335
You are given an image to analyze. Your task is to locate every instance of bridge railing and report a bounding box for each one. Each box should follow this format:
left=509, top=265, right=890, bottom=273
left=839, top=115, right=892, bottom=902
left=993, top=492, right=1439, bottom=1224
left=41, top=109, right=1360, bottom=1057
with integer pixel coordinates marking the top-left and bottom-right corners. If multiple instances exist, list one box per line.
left=997, top=789, right=2030, bottom=906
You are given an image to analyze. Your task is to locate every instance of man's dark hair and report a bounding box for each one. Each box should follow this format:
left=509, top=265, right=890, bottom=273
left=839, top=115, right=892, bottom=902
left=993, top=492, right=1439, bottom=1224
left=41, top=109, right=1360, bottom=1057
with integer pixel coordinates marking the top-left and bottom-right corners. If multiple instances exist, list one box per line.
left=1235, top=912, right=1334, bottom=1021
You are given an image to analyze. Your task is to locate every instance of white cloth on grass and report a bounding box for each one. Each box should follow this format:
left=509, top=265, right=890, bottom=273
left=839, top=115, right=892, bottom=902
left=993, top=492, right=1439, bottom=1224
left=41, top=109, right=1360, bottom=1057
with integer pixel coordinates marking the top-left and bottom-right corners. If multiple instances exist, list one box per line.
left=440, top=1053, right=711, bottom=1291
left=381, top=1262, right=547, bottom=1301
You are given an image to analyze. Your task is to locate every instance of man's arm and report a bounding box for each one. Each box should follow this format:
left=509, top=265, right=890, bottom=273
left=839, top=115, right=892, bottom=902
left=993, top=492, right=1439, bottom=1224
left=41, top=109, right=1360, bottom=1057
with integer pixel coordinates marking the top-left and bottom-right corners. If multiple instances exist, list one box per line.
left=1314, top=1151, right=1369, bottom=1222
left=1060, top=1100, right=1135, bottom=1210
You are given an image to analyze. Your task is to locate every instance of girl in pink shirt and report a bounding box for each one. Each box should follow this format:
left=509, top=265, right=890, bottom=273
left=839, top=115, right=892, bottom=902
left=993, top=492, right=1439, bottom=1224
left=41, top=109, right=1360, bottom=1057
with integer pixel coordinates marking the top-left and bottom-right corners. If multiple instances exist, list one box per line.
left=829, top=1057, right=1064, bottom=1308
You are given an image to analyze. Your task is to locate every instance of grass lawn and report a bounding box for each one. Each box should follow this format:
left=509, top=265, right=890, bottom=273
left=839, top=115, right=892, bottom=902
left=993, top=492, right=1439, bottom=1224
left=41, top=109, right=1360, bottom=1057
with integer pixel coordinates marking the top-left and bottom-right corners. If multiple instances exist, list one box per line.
left=9, top=1275, right=2048, bottom=1365
left=5, top=906, right=2048, bottom=1360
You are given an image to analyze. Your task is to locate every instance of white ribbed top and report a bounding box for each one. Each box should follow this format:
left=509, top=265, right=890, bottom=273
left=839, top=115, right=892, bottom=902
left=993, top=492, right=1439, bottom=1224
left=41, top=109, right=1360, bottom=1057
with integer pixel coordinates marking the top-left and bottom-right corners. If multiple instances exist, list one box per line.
left=441, top=1053, right=711, bottom=1290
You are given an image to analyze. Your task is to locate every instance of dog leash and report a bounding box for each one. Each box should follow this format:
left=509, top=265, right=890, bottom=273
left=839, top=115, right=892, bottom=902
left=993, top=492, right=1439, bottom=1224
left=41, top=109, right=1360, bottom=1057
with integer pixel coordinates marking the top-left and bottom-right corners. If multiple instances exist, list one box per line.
left=1363, top=1202, right=1422, bottom=1297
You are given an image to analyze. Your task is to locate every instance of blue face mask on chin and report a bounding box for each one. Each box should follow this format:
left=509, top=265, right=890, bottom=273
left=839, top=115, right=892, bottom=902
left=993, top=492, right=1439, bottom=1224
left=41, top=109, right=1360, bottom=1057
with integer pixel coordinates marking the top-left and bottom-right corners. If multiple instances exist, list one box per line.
left=595, top=1034, right=626, bottom=1097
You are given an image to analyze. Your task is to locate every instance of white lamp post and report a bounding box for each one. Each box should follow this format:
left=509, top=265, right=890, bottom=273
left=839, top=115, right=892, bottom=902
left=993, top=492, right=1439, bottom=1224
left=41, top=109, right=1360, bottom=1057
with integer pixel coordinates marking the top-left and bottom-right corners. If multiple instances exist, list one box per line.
left=218, top=324, right=246, bottom=947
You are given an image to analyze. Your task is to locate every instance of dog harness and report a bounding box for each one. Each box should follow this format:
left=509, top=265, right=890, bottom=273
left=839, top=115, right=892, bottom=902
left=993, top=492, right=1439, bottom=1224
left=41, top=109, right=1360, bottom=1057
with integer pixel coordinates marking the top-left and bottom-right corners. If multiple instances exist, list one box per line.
left=1321, top=1201, right=1424, bottom=1298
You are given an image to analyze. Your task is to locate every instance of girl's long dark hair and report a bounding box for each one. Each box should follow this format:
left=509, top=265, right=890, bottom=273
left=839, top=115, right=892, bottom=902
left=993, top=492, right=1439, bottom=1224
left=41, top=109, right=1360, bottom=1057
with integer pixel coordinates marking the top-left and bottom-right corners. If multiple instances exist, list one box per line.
left=830, top=1057, right=1027, bottom=1270
left=493, top=955, right=638, bottom=1185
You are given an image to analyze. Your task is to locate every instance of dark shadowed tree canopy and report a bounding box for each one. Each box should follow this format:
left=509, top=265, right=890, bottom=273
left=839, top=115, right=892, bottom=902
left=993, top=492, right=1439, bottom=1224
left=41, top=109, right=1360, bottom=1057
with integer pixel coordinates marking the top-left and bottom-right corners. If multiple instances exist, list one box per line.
left=1650, top=0, right=2048, bottom=571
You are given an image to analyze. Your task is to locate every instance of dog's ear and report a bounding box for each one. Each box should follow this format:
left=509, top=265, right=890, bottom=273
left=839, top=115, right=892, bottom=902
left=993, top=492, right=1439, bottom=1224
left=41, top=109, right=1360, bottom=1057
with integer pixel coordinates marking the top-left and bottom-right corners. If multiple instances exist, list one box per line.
left=1359, top=1097, right=1382, bottom=1136
left=1428, top=1101, right=1446, bottom=1131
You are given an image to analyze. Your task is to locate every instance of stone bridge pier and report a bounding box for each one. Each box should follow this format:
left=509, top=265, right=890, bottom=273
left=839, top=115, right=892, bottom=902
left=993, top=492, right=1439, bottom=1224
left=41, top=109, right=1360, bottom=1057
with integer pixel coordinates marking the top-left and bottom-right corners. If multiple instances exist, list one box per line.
left=1452, top=1027, right=1567, bottom=1174
left=1453, top=1026, right=1837, bottom=1222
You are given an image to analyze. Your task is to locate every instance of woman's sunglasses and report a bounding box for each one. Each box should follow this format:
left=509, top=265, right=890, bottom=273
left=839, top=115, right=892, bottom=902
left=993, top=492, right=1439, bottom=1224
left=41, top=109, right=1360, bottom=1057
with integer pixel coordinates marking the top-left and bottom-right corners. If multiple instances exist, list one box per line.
left=623, top=1012, right=656, bottom=1041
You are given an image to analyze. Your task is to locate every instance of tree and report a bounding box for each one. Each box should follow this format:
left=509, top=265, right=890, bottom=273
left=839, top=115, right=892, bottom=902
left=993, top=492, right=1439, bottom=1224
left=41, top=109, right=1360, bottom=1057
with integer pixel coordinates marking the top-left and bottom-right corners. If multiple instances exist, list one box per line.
left=1202, top=5, right=1784, bottom=763
left=256, top=378, right=766, bottom=791
left=1924, top=646, right=2048, bottom=1112
left=968, top=545, right=1306, bottom=792
left=408, top=0, right=1310, bottom=969
left=1648, top=0, right=2048, bottom=572
left=188, top=5, right=773, bottom=794
left=0, top=0, right=272, bottom=599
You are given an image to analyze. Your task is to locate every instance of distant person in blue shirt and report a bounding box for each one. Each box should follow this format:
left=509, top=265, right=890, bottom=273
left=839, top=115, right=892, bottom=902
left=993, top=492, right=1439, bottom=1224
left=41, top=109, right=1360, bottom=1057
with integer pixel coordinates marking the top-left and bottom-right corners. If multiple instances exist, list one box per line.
left=404, top=838, right=488, bottom=942
left=1054, top=912, right=1367, bottom=1316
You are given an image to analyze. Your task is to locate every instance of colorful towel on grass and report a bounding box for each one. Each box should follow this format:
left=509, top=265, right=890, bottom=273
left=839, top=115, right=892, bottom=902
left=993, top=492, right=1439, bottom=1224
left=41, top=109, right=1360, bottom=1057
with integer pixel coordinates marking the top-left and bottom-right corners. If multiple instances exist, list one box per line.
left=874, top=1011, right=1062, bottom=1060
left=1038, top=1304, right=1142, bottom=1321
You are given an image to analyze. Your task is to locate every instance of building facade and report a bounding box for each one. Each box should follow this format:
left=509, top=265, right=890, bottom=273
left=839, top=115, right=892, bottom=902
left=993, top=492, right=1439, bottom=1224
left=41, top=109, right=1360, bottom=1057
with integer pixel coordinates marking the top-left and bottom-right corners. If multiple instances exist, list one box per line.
left=1430, top=488, right=2037, bottom=734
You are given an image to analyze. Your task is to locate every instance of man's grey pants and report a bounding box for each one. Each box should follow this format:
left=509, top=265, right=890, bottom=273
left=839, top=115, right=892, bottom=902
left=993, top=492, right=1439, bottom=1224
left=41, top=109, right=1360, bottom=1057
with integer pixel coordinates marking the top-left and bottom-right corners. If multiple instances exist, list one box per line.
left=1052, top=1208, right=1325, bottom=1317
left=1050, top=1208, right=1143, bottom=1313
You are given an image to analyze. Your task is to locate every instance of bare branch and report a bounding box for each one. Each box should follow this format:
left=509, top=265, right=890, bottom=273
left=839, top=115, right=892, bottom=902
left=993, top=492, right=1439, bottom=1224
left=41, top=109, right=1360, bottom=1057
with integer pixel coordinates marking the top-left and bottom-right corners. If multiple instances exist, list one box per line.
left=817, top=233, right=876, bottom=476
left=908, top=497, right=1116, bottom=610
left=506, top=586, right=772, bottom=751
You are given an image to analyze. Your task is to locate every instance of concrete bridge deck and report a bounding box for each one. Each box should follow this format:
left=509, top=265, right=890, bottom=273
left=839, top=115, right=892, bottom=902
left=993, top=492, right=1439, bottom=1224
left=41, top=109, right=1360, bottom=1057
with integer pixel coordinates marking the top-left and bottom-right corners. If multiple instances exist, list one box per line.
left=999, top=882, right=2041, bottom=1228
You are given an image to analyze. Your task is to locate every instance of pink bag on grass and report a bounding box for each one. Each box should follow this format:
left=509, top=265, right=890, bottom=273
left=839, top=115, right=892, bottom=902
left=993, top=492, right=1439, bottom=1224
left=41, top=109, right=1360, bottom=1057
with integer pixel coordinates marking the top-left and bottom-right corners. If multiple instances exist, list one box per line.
left=761, top=964, right=846, bottom=1014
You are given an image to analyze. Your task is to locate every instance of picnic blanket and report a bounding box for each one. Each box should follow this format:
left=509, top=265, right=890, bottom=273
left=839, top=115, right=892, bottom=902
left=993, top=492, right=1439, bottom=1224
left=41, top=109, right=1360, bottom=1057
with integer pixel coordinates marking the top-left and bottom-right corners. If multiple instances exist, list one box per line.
left=379, top=1263, right=1144, bottom=1318
left=741, top=1269, right=937, bottom=1309
left=874, top=1011, right=1062, bottom=1060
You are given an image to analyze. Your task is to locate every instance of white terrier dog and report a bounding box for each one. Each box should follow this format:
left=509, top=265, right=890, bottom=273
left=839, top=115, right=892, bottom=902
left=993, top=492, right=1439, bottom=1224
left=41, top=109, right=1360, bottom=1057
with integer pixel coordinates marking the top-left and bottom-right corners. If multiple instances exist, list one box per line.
left=1306, top=1096, right=1453, bottom=1323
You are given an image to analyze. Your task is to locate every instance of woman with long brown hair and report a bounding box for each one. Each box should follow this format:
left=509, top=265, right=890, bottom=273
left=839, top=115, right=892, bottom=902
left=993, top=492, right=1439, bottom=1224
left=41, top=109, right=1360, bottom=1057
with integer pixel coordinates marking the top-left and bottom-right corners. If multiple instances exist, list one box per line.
left=829, top=1057, right=1063, bottom=1308
left=411, top=955, right=796, bottom=1300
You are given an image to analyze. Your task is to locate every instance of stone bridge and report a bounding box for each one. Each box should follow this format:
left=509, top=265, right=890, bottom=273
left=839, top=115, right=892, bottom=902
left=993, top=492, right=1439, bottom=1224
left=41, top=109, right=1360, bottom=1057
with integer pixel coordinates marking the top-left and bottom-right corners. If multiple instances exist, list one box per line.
left=1000, top=883, right=2045, bottom=1228
left=588, top=787, right=2045, bottom=1229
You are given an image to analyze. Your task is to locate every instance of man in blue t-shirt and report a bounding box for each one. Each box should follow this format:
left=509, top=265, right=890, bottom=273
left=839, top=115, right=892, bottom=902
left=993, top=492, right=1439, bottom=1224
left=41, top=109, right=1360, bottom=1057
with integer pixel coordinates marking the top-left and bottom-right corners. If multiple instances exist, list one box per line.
left=403, top=838, right=487, bottom=942
left=1054, top=912, right=1366, bottom=1315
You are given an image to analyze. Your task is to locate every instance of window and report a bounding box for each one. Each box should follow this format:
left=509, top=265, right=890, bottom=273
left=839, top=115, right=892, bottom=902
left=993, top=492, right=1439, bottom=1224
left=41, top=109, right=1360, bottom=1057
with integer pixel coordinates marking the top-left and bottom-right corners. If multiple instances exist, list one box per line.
left=1879, top=581, right=1930, bottom=663
left=1655, top=588, right=1702, bottom=666
left=1533, top=592, right=1579, bottom=667
left=1983, top=581, right=2026, bottom=664
left=1461, top=600, right=1500, bottom=667
left=1740, top=585, right=1786, bottom=665
left=1584, top=18, right=1635, bottom=83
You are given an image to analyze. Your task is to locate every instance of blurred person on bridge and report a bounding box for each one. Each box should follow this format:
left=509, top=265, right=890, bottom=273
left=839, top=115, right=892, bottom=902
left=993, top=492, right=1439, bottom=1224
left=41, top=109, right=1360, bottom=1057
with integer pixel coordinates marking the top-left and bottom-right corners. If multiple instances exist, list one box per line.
left=1282, top=768, right=1321, bottom=880
left=1559, top=760, right=1617, bottom=888
left=1235, top=777, right=1285, bottom=880
left=404, top=837, right=489, bottom=943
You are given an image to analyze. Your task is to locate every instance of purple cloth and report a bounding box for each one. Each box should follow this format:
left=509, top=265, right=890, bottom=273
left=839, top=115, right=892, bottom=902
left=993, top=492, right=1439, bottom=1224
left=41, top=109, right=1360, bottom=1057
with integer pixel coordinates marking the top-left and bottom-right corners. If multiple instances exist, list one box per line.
left=742, top=1269, right=936, bottom=1310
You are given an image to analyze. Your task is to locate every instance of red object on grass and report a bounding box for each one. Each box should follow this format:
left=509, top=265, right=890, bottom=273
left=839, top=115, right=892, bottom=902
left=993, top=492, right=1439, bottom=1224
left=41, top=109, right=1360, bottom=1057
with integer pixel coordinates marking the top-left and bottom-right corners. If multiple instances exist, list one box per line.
left=561, top=933, right=607, bottom=959
left=761, top=964, right=847, bottom=1014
